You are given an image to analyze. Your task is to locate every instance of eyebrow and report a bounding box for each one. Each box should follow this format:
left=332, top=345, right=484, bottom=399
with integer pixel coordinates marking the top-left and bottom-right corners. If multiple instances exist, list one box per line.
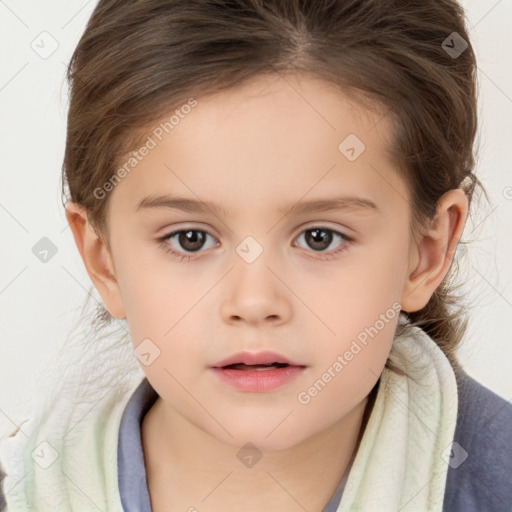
left=135, top=194, right=380, bottom=217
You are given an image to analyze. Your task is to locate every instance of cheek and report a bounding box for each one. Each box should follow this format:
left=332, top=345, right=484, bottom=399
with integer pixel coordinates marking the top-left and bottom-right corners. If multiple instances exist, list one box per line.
left=297, top=254, right=405, bottom=347
left=114, top=264, right=207, bottom=374
left=111, top=238, right=180, bottom=333
left=297, top=250, right=404, bottom=400
left=296, top=315, right=396, bottom=428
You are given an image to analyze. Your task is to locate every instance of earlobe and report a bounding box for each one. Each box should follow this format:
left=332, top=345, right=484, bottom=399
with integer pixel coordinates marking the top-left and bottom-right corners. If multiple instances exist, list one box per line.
left=400, top=189, right=468, bottom=313
left=65, top=202, right=126, bottom=319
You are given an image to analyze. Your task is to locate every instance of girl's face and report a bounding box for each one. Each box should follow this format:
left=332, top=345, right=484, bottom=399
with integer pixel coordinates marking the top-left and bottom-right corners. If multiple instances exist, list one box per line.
left=105, top=73, right=418, bottom=450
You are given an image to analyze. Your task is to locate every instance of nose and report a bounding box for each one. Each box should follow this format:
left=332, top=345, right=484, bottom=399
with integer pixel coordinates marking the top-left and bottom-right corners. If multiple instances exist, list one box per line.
left=219, top=256, right=292, bottom=327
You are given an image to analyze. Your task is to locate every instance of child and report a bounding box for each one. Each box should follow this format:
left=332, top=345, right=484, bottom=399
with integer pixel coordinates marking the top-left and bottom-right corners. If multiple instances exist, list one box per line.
left=1, top=0, right=511, bottom=510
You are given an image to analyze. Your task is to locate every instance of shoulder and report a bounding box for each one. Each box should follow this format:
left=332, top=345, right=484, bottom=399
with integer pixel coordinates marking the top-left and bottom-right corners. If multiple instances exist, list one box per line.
left=0, top=420, right=31, bottom=511
left=0, top=463, right=5, bottom=512
left=0, top=376, right=139, bottom=510
left=443, top=368, right=512, bottom=512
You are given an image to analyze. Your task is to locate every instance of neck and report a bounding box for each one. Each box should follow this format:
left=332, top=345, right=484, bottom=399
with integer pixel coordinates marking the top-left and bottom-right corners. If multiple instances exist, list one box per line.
left=141, top=381, right=379, bottom=512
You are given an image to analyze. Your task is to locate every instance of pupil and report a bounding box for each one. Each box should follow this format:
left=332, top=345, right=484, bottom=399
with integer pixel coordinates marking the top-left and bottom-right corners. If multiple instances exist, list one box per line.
left=180, top=230, right=205, bottom=251
left=306, top=228, right=332, bottom=251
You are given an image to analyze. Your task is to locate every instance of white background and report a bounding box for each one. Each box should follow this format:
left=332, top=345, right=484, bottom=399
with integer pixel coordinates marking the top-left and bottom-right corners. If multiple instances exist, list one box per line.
left=1, top=0, right=511, bottom=436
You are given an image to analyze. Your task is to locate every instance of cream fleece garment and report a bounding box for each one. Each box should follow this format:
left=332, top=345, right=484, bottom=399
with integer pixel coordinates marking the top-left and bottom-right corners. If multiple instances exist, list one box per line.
left=0, top=321, right=458, bottom=511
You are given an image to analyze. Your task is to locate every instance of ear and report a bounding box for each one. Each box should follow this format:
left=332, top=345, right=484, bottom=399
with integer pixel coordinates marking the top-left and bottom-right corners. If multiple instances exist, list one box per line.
left=65, top=201, right=126, bottom=319
left=400, top=189, right=468, bottom=313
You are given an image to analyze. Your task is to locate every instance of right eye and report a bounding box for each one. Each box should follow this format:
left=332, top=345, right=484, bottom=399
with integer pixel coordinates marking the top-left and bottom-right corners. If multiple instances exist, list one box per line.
left=158, top=228, right=219, bottom=261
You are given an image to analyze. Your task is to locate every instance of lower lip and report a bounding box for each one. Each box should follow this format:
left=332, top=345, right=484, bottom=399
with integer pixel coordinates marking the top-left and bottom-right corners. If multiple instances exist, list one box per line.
left=210, top=366, right=306, bottom=392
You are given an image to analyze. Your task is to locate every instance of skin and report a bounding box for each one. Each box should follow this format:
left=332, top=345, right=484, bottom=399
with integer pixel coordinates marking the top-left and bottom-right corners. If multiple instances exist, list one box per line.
left=66, top=72, right=468, bottom=511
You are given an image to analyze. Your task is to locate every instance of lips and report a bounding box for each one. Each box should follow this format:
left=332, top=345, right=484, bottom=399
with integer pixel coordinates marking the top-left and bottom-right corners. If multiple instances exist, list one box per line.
left=210, top=350, right=307, bottom=392
left=211, top=350, right=305, bottom=369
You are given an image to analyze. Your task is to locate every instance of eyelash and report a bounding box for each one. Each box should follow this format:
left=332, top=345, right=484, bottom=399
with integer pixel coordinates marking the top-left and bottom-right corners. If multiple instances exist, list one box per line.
left=157, top=226, right=353, bottom=262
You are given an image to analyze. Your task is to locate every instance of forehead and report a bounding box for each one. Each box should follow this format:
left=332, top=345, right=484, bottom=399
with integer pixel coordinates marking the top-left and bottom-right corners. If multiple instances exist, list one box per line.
left=110, top=73, right=408, bottom=218
left=174, top=73, right=391, bottom=151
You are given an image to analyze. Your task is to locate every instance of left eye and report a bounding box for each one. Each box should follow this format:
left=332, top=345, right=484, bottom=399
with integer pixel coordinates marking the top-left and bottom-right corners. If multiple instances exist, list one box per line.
left=293, top=227, right=350, bottom=254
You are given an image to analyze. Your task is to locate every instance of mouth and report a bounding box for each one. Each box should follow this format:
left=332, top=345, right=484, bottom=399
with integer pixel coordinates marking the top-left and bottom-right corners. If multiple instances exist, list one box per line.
left=211, top=350, right=305, bottom=369
left=220, top=362, right=292, bottom=371
left=210, top=352, right=306, bottom=392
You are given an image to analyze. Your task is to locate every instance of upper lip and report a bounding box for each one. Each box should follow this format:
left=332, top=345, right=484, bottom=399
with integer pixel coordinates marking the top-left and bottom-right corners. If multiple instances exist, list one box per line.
left=211, top=350, right=305, bottom=368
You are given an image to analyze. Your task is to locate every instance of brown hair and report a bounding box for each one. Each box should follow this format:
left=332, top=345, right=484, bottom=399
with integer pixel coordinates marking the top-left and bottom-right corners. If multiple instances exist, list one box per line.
left=62, top=0, right=489, bottom=375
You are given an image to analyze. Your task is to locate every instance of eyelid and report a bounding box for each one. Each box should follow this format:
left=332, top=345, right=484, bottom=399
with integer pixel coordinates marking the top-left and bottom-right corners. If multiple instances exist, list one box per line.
left=160, top=227, right=220, bottom=248
left=157, top=221, right=220, bottom=237
left=296, top=220, right=353, bottom=235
